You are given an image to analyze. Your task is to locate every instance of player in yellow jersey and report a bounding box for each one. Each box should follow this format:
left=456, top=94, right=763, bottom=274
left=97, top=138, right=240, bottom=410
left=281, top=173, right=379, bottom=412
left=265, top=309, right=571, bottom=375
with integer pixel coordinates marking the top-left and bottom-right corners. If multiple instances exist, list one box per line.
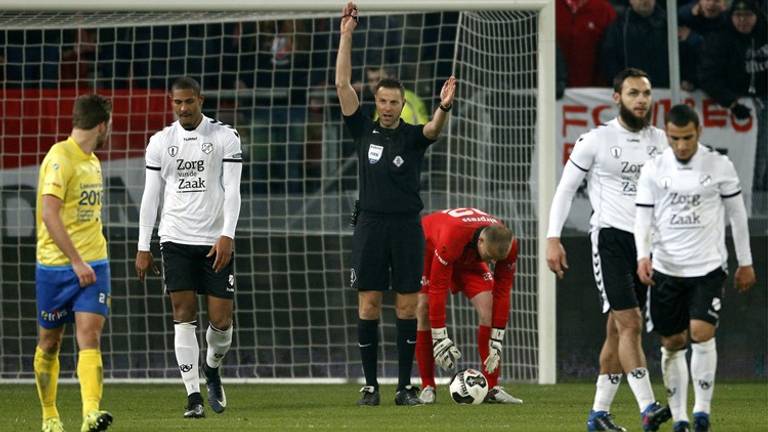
left=34, top=94, right=114, bottom=432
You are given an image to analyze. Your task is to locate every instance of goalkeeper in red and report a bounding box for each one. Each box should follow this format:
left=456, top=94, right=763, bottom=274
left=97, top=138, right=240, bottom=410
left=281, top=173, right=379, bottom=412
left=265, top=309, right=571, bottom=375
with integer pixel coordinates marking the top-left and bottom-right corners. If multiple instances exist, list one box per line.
left=415, top=208, right=523, bottom=404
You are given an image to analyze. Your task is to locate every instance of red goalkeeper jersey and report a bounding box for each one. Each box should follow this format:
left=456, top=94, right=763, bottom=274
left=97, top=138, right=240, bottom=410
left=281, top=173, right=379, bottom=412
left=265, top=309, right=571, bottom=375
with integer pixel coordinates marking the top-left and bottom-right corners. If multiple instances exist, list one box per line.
left=422, top=208, right=518, bottom=329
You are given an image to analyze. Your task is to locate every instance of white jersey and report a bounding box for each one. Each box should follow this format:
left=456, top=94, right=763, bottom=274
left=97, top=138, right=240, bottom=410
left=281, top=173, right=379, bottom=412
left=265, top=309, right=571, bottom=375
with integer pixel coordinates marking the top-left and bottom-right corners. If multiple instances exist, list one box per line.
left=145, top=115, right=242, bottom=246
left=636, top=146, right=741, bottom=277
left=569, top=118, right=667, bottom=233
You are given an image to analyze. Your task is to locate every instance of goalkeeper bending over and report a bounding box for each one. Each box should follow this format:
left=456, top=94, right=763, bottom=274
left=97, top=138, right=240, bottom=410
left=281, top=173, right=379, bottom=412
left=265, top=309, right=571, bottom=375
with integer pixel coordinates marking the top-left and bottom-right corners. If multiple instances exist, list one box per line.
left=416, top=208, right=523, bottom=404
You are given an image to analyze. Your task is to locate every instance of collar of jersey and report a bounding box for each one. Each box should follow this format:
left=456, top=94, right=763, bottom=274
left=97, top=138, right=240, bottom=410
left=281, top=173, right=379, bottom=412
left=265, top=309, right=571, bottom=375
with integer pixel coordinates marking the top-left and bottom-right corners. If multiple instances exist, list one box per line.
left=64, top=136, right=93, bottom=161
left=176, top=114, right=209, bottom=134
left=373, top=121, right=402, bottom=135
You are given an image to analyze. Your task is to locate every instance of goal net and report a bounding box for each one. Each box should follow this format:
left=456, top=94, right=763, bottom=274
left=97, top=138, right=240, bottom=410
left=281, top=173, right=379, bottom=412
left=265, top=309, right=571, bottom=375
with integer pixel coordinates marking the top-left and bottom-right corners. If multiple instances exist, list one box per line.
left=0, top=2, right=554, bottom=384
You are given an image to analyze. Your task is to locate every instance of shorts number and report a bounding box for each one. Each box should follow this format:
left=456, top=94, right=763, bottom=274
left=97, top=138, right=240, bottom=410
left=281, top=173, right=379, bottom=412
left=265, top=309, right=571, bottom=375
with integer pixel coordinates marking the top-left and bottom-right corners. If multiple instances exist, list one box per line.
left=98, top=293, right=106, bottom=304
left=443, top=208, right=489, bottom=218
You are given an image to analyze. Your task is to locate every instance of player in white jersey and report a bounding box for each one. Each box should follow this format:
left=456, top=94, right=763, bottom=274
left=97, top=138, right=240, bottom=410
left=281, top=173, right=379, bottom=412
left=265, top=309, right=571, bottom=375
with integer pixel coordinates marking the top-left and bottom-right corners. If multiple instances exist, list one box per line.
left=135, top=77, right=243, bottom=419
left=546, top=68, right=670, bottom=432
left=634, top=104, right=756, bottom=432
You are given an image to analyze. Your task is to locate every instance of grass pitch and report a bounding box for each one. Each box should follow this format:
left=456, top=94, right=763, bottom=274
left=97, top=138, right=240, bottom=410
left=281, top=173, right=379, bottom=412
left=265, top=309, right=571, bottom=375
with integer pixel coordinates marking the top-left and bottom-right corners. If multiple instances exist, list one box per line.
left=4, top=382, right=767, bottom=431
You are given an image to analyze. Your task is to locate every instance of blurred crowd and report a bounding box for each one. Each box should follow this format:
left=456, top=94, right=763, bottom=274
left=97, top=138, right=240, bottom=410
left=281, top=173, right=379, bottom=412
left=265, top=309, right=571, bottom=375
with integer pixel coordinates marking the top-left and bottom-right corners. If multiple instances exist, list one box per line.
left=0, top=4, right=765, bottom=197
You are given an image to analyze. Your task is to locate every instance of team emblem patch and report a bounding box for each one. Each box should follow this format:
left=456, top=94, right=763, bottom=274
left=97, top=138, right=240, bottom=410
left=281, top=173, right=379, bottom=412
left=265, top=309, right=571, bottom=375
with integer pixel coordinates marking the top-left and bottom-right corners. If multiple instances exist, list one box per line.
left=168, top=146, right=178, bottom=157
left=699, top=174, right=712, bottom=186
left=610, top=146, right=621, bottom=159
left=647, top=146, right=658, bottom=156
left=660, top=176, right=672, bottom=190
left=368, top=144, right=383, bottom=164
left=201, top=142, right=214, bottom=154
left=393, top=155, right=404, bottom=167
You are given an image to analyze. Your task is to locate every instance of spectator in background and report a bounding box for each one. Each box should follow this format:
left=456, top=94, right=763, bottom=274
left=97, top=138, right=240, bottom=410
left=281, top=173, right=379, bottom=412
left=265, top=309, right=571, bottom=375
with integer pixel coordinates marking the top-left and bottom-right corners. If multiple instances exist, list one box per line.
left=556, top=44, right=568, bottom=99
left=678, top=0, right=729, bottom=89
left=699, top=0, right=768, bottom=201
left=601, top=0, right=671, bottom=88
left=355, top=67, right=430, bottom=125
left=556, top=0, right=617, bottom=87
left=60, top=28, right=97, bottom=88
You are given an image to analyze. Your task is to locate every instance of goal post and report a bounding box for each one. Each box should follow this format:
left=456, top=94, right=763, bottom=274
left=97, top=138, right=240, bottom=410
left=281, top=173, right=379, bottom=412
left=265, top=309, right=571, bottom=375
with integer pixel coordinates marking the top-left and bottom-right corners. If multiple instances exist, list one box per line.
left=0, top=0, right=556, bottom=385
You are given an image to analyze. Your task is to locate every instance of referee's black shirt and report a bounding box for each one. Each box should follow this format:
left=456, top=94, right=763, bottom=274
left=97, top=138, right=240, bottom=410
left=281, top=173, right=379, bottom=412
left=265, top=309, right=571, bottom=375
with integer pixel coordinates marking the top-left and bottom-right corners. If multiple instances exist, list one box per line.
left=344, top=107, right=436, bottom=214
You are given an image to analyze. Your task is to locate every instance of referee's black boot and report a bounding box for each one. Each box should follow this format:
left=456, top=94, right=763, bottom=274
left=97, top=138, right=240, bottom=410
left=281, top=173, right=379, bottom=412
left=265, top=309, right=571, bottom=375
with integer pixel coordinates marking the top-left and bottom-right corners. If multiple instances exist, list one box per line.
left=357, top=385, right=380, bottom=406
left=394, top=385, right=423, bottom=406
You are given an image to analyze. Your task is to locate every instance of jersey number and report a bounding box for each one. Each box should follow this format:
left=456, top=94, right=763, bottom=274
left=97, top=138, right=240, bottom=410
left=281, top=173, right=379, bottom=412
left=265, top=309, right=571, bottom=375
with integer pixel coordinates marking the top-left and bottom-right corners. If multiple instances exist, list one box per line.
left=79, top=190, right=102, bottom=206
left=442, top=208, right=489, bottom=218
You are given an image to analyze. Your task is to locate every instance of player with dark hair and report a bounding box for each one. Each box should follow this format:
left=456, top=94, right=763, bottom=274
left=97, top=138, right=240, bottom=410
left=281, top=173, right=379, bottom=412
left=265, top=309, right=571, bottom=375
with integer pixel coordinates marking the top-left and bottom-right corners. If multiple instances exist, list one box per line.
left=415, top=208, right=523, bottom=404
left=546, top=68, right=671, bottom=431
left=635, top=104, right=756, bottom=432
left=135, top=76, right=243, bottom=418
left=336, top=1, right=456, bottom=406
left=35, top=94, right=114, bottom=432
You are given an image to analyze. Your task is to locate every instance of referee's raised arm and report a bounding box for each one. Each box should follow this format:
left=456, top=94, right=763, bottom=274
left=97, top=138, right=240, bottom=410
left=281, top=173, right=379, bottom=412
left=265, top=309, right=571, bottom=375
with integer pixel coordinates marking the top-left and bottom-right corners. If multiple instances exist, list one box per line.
left=335, top=1, right=360, bottom=116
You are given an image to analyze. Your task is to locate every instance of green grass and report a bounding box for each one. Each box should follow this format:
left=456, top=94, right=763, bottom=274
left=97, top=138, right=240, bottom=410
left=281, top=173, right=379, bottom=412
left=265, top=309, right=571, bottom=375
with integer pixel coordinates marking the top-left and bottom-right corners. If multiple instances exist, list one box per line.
left=4, top=382, right=767, bottom=431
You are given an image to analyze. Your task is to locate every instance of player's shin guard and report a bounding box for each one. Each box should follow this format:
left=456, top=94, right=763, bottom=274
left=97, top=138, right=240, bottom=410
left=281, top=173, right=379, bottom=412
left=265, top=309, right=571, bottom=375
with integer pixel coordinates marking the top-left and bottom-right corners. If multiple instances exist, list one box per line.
left=358, top=319, right=379, bottom=390
left=77, top=349, right=103, bottom=417
left=205, top=323, right=233, bottom=369
left=478, top=325, right=499, bottom=388
left=691, top=338, right=716, bottom=415
left=415, top=330, right=436, bottom=388
left=396, top=318, right=417, bottom=391
left=34, top=346, right=60, bottom=420
left=174, top=321, right=200, bottom=396
left=661, top=347, right=689, bottom=422
left=627, top=367, right=655, bottom=412
left=592, top=373, right=622, bottom=412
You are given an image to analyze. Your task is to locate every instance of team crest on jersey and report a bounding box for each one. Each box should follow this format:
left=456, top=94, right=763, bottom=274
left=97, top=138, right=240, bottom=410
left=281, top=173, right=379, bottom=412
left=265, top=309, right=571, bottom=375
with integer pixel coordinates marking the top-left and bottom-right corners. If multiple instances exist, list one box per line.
left=699, top=174, right=712, bottom=186
left=393, top=155, right=404, bottom=167
left=610, top=146, right=621, bottom=159
left=168, top=146, right=179, bottom=157
left=368, top=144, right=383, bottom=164
left=201, top=142, right=214, bottom=154
left=647, top=146, right=658, bottom=156
left=660, top=176, right=672, bottom=190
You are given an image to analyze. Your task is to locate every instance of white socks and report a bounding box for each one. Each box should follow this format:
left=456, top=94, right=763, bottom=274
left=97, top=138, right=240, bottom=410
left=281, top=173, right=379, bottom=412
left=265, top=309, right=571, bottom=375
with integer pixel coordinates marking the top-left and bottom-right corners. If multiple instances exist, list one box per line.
left=592, top=373, right=622, bottom=412
left=627, top=367, right=655, bottom=411
left=691, top=338, right=716, bottom=414
left=662, top=346, right=689, bottom=422
left=206, top=324, right=233, bottom=369
left=174, top=321, right=200, bottom=396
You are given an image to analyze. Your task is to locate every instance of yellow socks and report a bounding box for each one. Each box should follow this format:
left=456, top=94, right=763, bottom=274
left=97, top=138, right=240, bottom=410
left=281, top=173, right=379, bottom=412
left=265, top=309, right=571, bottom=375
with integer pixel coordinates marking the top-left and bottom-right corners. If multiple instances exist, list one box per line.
left=77, top=349, right=103, bottom=416
left=34, top=346, right=60, bottom=420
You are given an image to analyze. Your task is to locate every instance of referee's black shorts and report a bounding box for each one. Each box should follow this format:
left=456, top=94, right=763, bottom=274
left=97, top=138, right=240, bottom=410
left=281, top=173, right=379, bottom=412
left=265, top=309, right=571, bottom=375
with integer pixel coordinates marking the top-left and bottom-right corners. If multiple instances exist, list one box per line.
left=590, top=227, right=647, bottom=313
left=160, top=241, right=235, bottom=300
left=350, top=211, right=424, bottom=294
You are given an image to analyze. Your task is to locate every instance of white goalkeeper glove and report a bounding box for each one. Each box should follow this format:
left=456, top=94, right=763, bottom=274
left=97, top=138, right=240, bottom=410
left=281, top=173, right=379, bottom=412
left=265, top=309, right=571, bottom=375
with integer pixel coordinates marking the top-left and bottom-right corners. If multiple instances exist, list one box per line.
left=432, top=327, right=462, bottom=371
left=484, top=328, right=504, bottom=373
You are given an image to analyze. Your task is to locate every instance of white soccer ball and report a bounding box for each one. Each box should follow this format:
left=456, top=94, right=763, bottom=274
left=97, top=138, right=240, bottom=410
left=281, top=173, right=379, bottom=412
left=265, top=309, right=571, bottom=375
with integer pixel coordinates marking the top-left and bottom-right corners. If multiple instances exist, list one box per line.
left=449, top=368, right=488, bottom=405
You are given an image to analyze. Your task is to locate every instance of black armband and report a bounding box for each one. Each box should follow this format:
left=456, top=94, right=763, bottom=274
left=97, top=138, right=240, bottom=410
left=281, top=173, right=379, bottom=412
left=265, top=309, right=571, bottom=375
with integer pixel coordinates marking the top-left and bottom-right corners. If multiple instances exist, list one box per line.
left=439, top=103, right=452, bottom=112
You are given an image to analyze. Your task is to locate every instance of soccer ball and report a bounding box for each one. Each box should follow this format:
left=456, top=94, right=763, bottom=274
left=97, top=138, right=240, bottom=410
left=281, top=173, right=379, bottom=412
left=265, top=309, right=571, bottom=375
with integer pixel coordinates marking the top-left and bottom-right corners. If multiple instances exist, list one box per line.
left=449, top=368, right=488, bottom=404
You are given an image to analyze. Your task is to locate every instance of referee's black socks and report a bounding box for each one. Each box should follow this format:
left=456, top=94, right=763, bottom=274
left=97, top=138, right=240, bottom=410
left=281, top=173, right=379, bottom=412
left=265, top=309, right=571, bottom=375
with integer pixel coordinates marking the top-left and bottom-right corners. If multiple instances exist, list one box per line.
left=358, top=318, right=379, bottom=390
left=396, top=318, right=417, bottom=391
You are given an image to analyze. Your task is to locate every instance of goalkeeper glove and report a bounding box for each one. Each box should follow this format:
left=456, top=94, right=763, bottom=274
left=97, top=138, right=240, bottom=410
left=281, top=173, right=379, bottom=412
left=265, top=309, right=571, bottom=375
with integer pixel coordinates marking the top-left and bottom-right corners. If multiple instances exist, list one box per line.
left=484, top=328, right=505, bottom=373
left=432, top=327, right=461, bottom=371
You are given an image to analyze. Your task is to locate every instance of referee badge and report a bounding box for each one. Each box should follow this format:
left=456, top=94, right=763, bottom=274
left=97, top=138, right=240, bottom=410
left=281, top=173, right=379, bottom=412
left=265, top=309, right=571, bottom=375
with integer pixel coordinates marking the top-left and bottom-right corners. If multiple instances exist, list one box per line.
left=368, top=144, right=383, bottom=164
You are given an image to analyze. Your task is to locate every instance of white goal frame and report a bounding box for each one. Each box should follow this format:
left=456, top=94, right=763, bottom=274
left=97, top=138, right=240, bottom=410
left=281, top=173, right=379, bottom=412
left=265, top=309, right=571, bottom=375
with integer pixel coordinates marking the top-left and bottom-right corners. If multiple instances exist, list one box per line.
left=0, top=0, right=556, bottom=385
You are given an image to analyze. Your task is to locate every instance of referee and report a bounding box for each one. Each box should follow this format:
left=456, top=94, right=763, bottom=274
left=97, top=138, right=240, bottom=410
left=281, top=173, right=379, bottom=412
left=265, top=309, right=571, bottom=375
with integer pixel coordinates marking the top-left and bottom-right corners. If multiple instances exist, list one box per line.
left=335, top=1, right=456, bottom=406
